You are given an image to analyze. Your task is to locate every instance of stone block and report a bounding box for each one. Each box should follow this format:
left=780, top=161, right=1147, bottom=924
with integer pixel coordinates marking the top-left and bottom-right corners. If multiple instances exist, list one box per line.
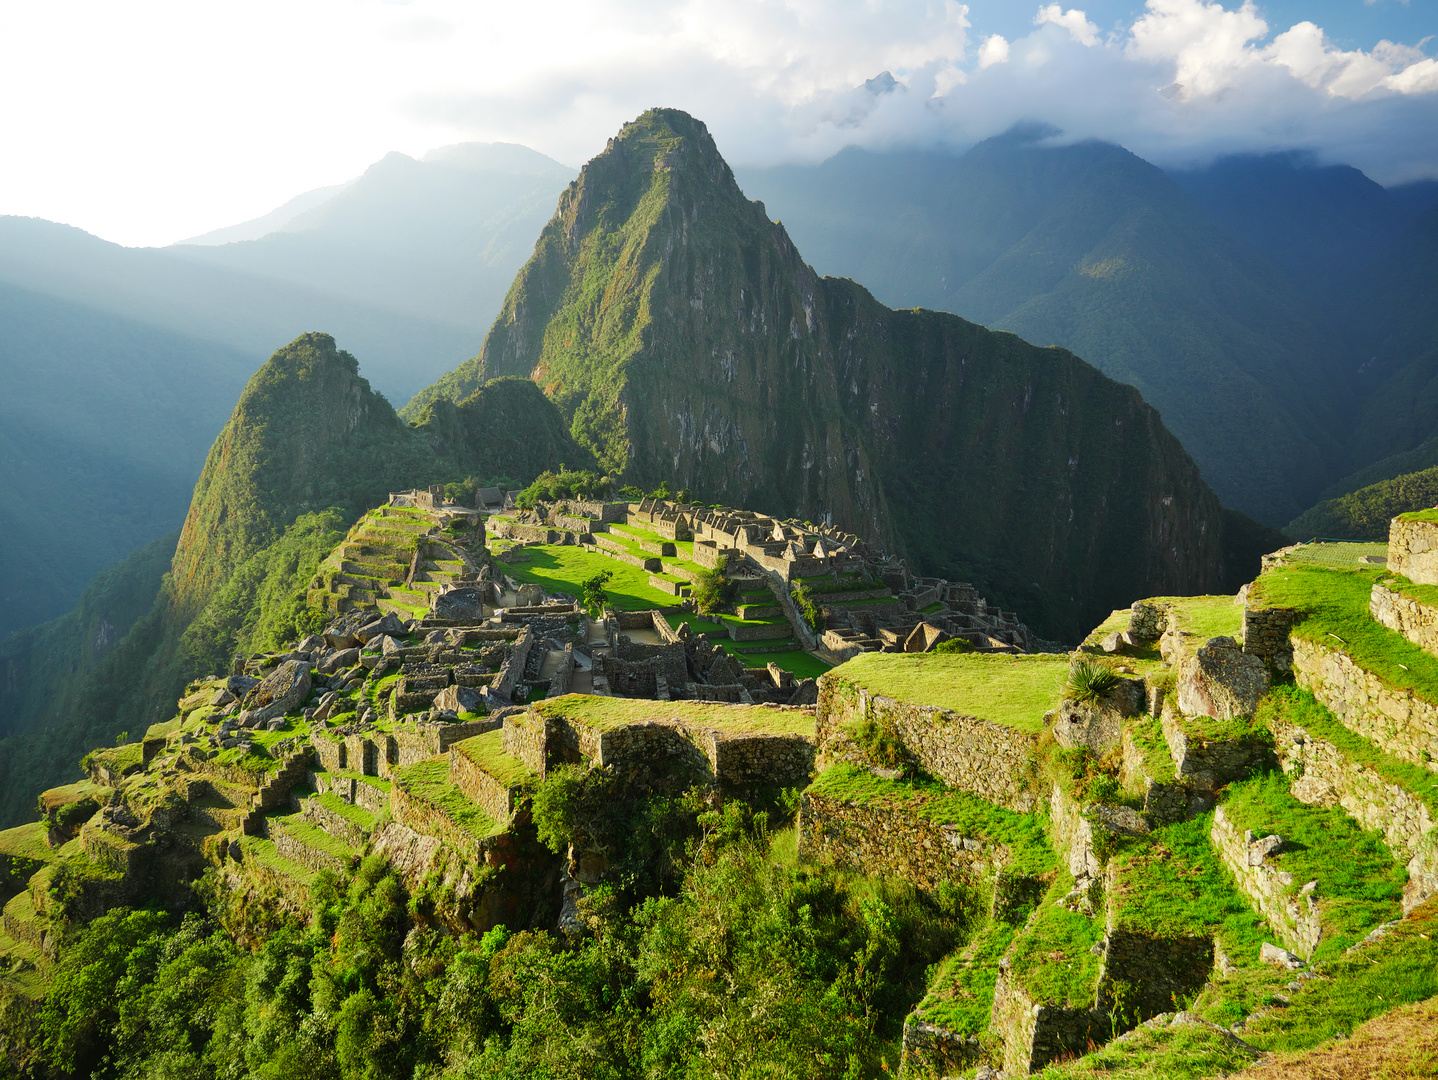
left=1177, top=637, right=1269, bottom=721
left=1388, top=517, right=1438, bottom=586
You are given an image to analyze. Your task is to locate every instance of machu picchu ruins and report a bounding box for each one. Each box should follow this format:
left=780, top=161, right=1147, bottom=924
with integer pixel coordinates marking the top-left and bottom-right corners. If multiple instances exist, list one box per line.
left=6, top=479, right=1438, bottom=1079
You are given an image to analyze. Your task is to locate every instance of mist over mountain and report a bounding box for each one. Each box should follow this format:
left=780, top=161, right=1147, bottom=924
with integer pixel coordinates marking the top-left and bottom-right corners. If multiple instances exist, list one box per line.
left=735, top=133, right=1351, bottom=525
left=169, top=142, right=576, bottom=334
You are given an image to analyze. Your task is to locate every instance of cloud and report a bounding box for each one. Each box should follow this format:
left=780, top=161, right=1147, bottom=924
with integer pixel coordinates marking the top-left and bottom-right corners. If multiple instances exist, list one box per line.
left=1035, top=5, right=1100, bottom=48
left=1, top=0, right=1435, bottom=245
left=978, top=34, right=1011, bottom=68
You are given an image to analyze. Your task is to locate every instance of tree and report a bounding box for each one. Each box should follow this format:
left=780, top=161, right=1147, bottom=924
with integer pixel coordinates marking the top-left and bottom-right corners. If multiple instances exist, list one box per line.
left=581, top=571, right=612, bottom=615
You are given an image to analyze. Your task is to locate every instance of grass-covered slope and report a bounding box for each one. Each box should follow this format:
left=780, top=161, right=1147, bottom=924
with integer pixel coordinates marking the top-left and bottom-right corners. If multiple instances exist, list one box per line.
left=1286, top=464, right=1438, bottom=541
left=409, top=108, right=1263, bottom=641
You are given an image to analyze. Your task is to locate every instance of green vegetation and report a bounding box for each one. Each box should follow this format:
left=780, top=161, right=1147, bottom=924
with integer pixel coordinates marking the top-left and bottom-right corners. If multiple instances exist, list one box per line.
left=1036, top=1019, right=1258, bottom=1079
left=1287, top=466, right=1438, bottom=541
left=452, top=730, right=536, bottom=789
left=500, top=543, right=677, bottom=610
left=513, top=468, right=611, bottom=508
left=1256, top=684, right=1438, bottom=815
left=829, top=652, right=1068, bottom=733
left=1066, top=657, right=1120, bottom=704
left=536, top=694, right=815, bottom=737
left=790, top=581, right=822, bottom=632
left=579, top=569, right=612, bottom=616
left=911, top=919, right=1018, bottom=1037
left=0, top=822, right=52, bottom=863
left=690, top=557, right=733, bottom=615
left=394, top=759, right=500, bottom=841
left=1253, top=563, right=1438, bottom=703
left=1008, top=873, right=1104, bottom=1005
left=1105, top=815, right=1269, bottom=962
left=1221, top=772, right=1405, bottom=958
left=1233, top=898, right=1438, bottom=1055
left=270, top=812, right=360, bottom=866
left=809, top=765, right=1055, bottom=875
left=1124, top=717, right=1177, bottom=784
left=312, top=792, right=378, bottom=831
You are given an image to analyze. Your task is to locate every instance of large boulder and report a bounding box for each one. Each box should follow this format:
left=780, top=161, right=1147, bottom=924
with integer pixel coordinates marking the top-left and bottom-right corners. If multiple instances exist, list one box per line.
left=1177, top=637, right=1270, bottom=720
left=356, top=613, right=406, bottom=644
left=319, top=647, right=360, bottom=674
left=243, top=659, right=312, bottom=724
left=433, top=586, right=486, bottom=621
left=433, top=684, right=484, bottom=715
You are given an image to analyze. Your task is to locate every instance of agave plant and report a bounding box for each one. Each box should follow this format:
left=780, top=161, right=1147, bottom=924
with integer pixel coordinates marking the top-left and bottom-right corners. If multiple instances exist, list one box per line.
left=1066, top=656, right=1121, bottom=704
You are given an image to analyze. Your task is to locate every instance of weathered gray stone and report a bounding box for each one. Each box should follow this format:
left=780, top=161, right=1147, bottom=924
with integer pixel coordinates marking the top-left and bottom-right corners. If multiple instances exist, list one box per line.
left=1101, top=632, right=1124, bottom=654
left=356, top=613, right=405, bottom=644
left=320, top=647, right=359, bottom=674
left=1389, top=517, right=1438, bottom=586
left=1177, top=637, right=1269, bottom=720
left=432, top=586, right=486, bottom=621
left=244, top=659, right=312, bottom=725
left=1260, top=942, right=1306, bottom=969
left=1127, top=601, right=1167, bottom=642
left=1212, top=806, right=1322, bottom=959
left=434, top=684, right=484, bottom=715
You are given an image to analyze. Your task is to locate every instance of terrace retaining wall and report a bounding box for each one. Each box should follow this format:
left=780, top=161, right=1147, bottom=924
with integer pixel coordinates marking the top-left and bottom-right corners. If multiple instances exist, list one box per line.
left=1389, top=518, right=1438, bottom=586
left=1291, top=638, right=1438, bottom=771
left=1210, top=805, right=1322, bottom=959
left=1270, top=717, right=1438, bottom=913
left=1370, top=582, right=1438, bottom=660
left=818, top=676, right=1039, bottom=812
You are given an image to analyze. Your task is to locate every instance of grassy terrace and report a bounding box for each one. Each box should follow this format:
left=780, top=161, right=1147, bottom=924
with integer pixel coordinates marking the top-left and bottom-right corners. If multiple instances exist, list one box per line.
left=1221, top=772, right=1405, bottom=959
left=269, top=812, right=359, bottom=864
left=912, top=920, right=1018, bottom=1038
left=394, top=759, right=500, bottom=840
left=535, top=694, right=815, bottom=737
left=1258, top=685, right=1438, bottom=815
left=0, top=823, right=54, bottom=863
left=501, top=543, right=679, bottom=609
left=1009, top=872, right=1104, bottom=1006
left=1229, top=897, right=1438, bottom=1055
left=808, top=764, right=1054, bottom=874
left=453, top=730, right=536, bottom=788
left=1253, top=563, right=1438, bottom=703
left=1124, top=717, right=1177, bottom=784
left=238, top=834, right=316, bottom=886
left=826, top=652, right=1068, bottom=733
left=1106, top=815, right=1269, bottom=964
left=311, top=791, right=377, bottom=831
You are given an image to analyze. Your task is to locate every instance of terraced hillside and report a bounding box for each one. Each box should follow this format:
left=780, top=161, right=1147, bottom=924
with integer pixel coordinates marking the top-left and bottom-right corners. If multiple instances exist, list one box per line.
left=3, top=519, right=1437, bottom=1078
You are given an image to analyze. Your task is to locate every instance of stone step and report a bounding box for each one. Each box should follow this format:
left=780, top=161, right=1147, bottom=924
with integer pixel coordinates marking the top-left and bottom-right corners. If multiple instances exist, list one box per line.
left=300, top=791, right=376, bottom=848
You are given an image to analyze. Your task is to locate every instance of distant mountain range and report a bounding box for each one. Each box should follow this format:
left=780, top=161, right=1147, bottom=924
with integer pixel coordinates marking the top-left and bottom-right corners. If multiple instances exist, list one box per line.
left=3, top=122, right=1437, bottom=646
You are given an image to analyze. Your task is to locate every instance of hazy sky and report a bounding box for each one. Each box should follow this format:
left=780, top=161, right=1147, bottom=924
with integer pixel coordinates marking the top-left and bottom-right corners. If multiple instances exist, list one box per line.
left=1, top=0, right=1433, bottom=247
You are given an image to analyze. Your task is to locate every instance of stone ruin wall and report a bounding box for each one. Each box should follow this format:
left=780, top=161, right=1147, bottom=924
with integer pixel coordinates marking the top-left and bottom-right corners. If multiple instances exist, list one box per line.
left=817, top=675, right=1039, bottom=812
left=448, top=747, right=519, bottom=826
left=1370, top=581, right=1438, bottom=658
left=989, top=968, right=1109, bottom=1077
left=1290, top=637, right=1438, bottom=770
left=1210, top=805, right=1323, bottom=959
left=1270, top=715, right=1438, bottom=913
left=1388, top=518, right=1438, bottom=586
left=795, top=789, right=1010, bottom=893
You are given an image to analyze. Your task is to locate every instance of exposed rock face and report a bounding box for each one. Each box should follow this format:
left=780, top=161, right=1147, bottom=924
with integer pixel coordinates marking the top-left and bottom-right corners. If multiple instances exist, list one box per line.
left=1388, top=517, right=1438, bottom=586
left=1177, top=636, right=1270, bottom=720
left=433, top=586, right=486, bottom=621
left=242, top=659, right=311, bottom=725
left=413, top=108, right=1250, bottom=640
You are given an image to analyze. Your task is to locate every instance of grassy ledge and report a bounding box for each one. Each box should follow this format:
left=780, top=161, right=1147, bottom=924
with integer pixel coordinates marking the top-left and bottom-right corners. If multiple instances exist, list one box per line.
left=533, top=694, right=815, bottom=737
left=1252, top=564, right=1438, bottom=703
left=1008, top=872, right=1104, bottom=1006
left=394, top=760, right=500, bottom=840
left=826, top=652, right=1068, bottom=734
left=453, top=729, right=536, bottom=788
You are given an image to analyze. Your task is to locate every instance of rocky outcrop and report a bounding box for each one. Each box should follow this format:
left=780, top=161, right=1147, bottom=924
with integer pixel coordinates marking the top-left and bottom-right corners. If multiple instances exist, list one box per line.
left=240, top=660, right=311, bottom=726
left=1177, top=637, right=1269, bottom=721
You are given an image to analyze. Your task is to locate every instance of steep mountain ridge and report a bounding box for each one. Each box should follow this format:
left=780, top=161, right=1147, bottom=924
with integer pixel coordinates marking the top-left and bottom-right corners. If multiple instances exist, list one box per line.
left=736, top=137, right=1351, bottom=524
left=412, top=108, right=1269, bottom=639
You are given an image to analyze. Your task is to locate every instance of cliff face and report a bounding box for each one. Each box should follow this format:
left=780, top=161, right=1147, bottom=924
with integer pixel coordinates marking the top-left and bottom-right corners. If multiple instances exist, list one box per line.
left=413, top=109, right=1244, bottom=639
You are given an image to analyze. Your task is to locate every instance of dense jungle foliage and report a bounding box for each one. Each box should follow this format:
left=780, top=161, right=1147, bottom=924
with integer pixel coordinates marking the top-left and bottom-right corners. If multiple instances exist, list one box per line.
left=1, top=783, right=976, bottom=1080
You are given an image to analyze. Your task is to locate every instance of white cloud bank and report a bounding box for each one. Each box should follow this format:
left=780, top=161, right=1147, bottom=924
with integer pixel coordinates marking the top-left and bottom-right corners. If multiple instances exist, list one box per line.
left=0, top=0, right=1434, bottom=245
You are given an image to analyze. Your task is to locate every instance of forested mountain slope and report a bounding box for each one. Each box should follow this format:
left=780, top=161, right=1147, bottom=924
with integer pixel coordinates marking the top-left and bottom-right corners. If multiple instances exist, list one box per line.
left=736, top=134, right=1349, bottom=525
left=412, top=109, right=1275, bottom=640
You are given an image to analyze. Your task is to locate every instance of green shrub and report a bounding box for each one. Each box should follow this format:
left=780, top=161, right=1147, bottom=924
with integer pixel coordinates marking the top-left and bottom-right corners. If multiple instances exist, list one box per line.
left=790, top=581, right=822, bottom=631
left=691, top=556, right=735, bottom=614
left=933, top=637, right=974, bottom=654
left=1065, top=657, right=1120, bottom=703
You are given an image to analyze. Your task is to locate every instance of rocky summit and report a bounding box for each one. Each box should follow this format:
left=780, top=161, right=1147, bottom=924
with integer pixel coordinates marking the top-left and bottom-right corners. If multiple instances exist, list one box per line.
left=0, top=106, right=1429, bottom=1080
left=410, top=108, right=1277, bottom=642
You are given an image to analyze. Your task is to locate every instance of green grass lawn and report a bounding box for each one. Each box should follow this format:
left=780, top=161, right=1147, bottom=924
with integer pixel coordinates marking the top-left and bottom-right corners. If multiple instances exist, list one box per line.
left=1221, top=771, right=1405, bottom=959
left=394, top=760, right=500, bottom=840
left=1106, top=814, right=1270, bottom=963
left=1253, top=564, right=1438, bottom=703
left=827, top=652, right=1068, bottom=733
left=912, top=919, right=1018, bottom=1038
left=452, top=730, right=536, bottom=788
left=500, top=544, right=678, bottom=609
left=536, top=694, right=816, bottom=737
left=1008, top=872, right=1104, bottom=1006
left=0, top=822, right=53, bottom=862
left=662, top=614, right=832, bottom=680
left=1256, top=685, right=1438, bottom=816
left=1283, top=541, right=1390, bottom=568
